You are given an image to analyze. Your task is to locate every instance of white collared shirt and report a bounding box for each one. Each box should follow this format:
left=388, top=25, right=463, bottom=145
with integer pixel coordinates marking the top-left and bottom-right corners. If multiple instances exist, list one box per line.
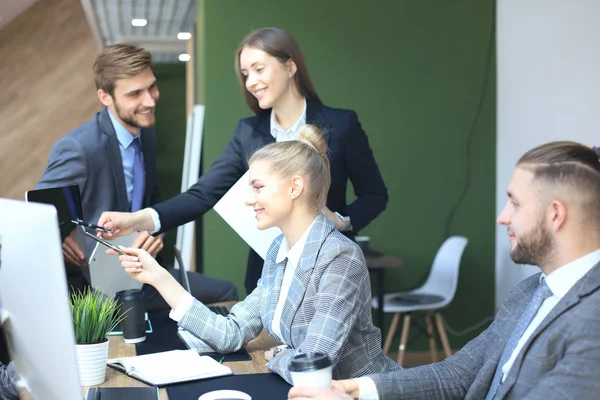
left=356, top=248, right=600, bottom=400
left=271, top=219, right=315, bottom=342
left=270, top=98, right=307, bottom=142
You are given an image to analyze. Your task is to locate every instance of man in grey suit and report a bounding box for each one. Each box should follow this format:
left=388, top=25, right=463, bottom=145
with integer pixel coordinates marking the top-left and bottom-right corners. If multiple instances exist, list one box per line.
left=37, top=44, right=237, bottom=310
left=289, top=141, right=600, bottom=400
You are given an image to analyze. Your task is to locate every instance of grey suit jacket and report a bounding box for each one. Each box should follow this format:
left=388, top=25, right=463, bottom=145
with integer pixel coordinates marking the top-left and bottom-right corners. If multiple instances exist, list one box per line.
left=36, top=108, right=161, bottom=258
left=371, top=262, right=600, bottom=399
left=178, top=214, right=400, bottom=384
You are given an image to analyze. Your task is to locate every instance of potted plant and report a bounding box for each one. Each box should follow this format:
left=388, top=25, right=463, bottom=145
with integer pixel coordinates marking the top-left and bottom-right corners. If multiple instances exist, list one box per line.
left=70, top=287, right=126, bottom=386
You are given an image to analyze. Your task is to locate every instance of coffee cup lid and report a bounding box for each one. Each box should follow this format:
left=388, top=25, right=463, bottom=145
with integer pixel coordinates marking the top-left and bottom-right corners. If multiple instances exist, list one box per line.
left=289, top=352, right=331, bottom=372
left=116, top=289, right=144, bottom=301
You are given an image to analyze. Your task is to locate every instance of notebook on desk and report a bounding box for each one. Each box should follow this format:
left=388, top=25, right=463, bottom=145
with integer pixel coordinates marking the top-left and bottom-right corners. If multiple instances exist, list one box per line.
left=107, top=349, right=232, bottom=387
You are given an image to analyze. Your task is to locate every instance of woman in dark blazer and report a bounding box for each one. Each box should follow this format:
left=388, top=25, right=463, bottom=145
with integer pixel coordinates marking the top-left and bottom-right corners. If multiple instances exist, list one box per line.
left=98, top=27, right=388, bottom=294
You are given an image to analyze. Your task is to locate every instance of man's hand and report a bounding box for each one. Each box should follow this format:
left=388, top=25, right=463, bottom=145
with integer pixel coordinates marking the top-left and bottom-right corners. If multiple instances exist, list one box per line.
left=62, top=236, right=87, bottom=268
left=97, top=209, right=154, bottom=239
left=322, top=207, right=345, bottom=231
left=288, top=384, right=356, bottom=400
left=132, top=231, right=164, bottom=257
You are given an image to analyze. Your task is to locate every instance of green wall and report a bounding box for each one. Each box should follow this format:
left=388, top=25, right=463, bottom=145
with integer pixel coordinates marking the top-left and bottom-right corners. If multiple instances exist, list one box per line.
left=196, top=0, right=496, bottom=349
left=153, top=63, right=187, bottom=266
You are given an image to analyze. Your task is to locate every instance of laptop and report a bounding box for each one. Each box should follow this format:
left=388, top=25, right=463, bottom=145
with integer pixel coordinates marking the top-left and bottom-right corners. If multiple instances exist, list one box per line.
left=25, top=186, right=89, bottom=276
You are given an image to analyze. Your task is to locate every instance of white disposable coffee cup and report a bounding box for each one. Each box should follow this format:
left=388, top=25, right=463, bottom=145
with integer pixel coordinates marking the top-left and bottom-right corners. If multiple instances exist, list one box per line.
left=198, top=390, right=251, bottom=400
left=289, top=353, right=332, bottom=389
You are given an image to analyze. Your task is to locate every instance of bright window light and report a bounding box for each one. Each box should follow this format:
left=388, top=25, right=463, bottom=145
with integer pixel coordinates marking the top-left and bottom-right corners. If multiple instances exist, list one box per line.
left=131, top=19, right=147, bottom=27
left=179, top=53, right=191, bottom=62
left=177, top=32, right=192, bottom=40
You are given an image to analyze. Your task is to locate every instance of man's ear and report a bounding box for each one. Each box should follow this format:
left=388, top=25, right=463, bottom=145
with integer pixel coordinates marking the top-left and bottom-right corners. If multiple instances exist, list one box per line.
left=97, top=89, right=113, bottom=108
left=549, top=200, right=568, bottom=232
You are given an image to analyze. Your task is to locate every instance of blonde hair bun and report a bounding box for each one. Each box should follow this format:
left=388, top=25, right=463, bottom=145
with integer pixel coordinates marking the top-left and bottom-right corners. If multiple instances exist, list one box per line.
left=298, top=124, right=327, bottom=159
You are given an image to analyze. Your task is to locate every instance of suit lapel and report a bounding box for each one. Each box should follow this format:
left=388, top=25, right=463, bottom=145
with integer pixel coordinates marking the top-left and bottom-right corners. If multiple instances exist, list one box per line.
left=139, top=128, right=155, bottom=207
left=99, top=108, right=129, bottom=211
left=306, top=101, right=332, bottom=147
left=278, top=214, right=333, bottom=347
left=498, top=262, right=600, bottom=398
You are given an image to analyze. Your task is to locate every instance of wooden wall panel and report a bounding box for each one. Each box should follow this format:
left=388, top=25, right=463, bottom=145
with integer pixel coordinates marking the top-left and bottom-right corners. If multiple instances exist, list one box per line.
left=0, top=0, right=100, bottom=200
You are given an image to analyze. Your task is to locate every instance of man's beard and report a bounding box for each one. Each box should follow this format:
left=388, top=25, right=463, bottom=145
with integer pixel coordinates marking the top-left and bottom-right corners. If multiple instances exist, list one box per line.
left=510, top=217, right=554, bottom=266
left=114, top=102, right=154, bottom=130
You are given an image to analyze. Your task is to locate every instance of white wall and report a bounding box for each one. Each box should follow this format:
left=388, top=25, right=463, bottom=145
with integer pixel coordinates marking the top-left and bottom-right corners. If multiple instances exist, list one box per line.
left=495, top=0, right=600, bottom=308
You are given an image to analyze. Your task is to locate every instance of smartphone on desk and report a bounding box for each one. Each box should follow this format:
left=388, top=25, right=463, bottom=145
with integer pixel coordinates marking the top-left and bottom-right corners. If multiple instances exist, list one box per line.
left=84, top=231, right=127, bottom=255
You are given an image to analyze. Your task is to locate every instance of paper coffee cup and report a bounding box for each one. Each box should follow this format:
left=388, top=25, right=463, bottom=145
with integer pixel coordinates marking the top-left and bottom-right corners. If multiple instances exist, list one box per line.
left=198, top=390, right=251, bottom=400
left=116, top=289, right=146, bottom=343
left=289, top=353, right=332, bottom=389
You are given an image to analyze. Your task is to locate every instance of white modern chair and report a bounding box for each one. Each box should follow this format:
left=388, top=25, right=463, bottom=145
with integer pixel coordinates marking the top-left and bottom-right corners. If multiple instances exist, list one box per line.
left=372, top=236, right=468, bottom=365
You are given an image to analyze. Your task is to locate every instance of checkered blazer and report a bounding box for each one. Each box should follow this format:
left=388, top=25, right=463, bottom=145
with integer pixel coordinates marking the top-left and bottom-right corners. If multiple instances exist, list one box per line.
left=370, top=262, right=600, bottom=399
left=179, top=213, right=400, bottom=383
left=0, top=362, right=18, bottom=399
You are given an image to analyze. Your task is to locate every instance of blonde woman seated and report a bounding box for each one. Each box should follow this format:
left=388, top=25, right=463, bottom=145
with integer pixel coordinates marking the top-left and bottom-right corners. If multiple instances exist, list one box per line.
left=117, top=125, right=399, bottom=383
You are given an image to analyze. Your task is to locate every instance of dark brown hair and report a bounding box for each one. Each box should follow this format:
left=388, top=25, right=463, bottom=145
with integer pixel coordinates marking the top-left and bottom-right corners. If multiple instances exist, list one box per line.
left=235, top=27, right=322, bottom=114
left=518, top=141, right=600, bottom=223
left=93, top=44, right=153, bottom=96
left=249, top=124, right=330, bottom=210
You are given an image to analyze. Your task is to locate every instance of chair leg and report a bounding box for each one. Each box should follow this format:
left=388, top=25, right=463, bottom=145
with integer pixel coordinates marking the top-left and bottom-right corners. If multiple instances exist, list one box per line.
left=434, top=312, right=452, bottom=358
left=397, top=314, right=411, bottom=366
left=425, top=313, right=437, bottom=363
left=383, top=313, right=400, bottom=355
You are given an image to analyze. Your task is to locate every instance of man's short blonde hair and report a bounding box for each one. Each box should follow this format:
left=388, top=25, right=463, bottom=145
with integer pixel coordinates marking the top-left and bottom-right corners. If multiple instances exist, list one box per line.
left=93, top=44, right=153, bottom=96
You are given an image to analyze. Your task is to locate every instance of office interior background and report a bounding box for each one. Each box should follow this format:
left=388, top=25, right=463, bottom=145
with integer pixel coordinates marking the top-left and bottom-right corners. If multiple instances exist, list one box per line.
left=0, top=0, right=597, bottom=352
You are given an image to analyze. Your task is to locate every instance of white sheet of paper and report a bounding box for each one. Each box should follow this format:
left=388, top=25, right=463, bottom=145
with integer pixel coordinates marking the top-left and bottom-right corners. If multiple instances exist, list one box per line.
left=213, top=171, right=281, bottom=259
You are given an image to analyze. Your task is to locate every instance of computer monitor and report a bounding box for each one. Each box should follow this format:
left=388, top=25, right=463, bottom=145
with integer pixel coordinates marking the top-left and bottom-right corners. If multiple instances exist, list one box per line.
left=0, top=198, right=82, bottom=399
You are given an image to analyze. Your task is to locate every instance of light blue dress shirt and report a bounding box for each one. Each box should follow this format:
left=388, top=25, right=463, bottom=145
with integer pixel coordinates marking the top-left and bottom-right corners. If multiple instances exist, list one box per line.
left=107, top=110, right=141, bottom=210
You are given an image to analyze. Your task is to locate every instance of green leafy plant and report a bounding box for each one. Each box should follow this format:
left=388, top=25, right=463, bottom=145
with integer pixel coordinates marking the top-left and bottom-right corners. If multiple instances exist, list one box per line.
left=70, top=287, right=127, bottom=344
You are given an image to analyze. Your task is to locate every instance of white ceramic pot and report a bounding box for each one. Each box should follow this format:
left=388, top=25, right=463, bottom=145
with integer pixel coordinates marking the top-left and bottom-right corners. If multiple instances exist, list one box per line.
left=74, top=339, right=109, bottom=386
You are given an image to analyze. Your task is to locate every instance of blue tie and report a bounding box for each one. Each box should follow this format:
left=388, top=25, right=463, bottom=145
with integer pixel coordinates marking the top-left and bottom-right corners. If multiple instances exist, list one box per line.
left=485, top=280, right=553, bottom=400
left=130, top=137, right=145, bottom=212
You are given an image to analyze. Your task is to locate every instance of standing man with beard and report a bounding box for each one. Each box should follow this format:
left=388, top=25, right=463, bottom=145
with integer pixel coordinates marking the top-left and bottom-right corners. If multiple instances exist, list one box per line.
left=37, top=44, right=237, bottom=310
left=289, top=141, right=600, bottom=400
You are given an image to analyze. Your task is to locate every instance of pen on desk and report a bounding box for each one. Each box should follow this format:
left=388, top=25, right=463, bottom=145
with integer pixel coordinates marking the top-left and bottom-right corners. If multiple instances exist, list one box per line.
left=71, top=219, right=113, bottom=233
left=218, top=356, right=225, bottom=364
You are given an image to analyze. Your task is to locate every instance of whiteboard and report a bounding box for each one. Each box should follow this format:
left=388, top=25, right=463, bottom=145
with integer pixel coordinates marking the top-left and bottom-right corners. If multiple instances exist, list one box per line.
left=174, top=105, right=205, bottom=271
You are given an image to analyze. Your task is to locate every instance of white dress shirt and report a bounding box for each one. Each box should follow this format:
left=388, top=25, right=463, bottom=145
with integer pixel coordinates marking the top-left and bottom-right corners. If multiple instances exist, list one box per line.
left=271, top=98, right=307, bottom=142
left=356, top=248, right=600, bottom=400
left=271, top=219, right=313, bottom=342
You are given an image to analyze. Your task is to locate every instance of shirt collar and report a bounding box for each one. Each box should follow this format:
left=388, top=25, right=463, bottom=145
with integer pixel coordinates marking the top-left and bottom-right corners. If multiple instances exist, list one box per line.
left=270, top=98, right=307, bottom=139
left=107, top=109, right=140, bottom=149
left=544, top=248, right=600, bottom=298
left=275, top=217, right=317, bottom=264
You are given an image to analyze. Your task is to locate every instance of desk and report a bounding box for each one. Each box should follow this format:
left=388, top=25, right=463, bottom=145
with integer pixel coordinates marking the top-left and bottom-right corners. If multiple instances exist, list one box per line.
left=364, top=251, right=404, bottom=332
left=83, top=331, right=275, bottom=399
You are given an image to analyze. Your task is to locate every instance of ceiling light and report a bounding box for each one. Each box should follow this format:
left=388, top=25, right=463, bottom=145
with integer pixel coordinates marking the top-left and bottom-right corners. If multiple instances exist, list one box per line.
left=179, top=54, right=191, bottom=62
left=177, top=32, right=192, bottom=40
left=131, top=19, right=147, bottom=27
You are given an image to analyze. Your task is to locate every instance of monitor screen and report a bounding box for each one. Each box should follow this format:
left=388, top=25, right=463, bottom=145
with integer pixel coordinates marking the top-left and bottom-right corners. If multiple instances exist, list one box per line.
left=0, top=198, right=82, bottom=399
